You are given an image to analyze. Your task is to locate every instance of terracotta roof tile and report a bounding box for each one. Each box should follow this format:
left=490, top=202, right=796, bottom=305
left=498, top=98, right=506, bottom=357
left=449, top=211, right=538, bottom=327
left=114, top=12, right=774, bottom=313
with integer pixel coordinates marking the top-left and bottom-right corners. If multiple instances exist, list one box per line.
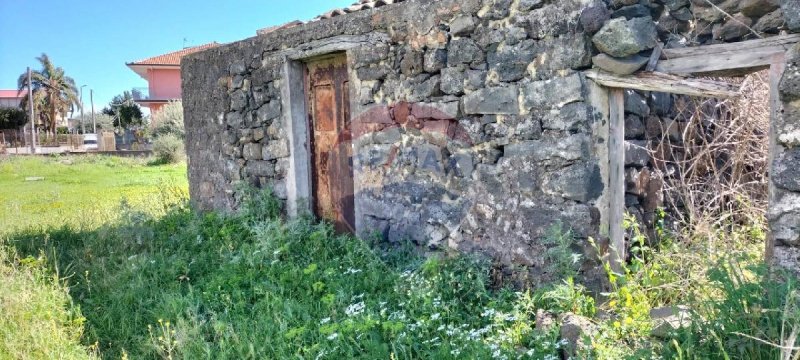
left=256, top=20, right=304, bottom=36
left=316, top=0, right=406, bottom=20
left=127, top=42, right=220, bottom=66
left=315, top=0, right=406, bottom=21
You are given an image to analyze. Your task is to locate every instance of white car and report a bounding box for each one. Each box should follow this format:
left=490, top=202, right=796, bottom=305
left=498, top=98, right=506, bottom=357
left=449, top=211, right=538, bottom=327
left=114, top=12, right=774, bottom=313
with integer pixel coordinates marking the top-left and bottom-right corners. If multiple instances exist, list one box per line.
left=83, top=133, right=98, bottom=150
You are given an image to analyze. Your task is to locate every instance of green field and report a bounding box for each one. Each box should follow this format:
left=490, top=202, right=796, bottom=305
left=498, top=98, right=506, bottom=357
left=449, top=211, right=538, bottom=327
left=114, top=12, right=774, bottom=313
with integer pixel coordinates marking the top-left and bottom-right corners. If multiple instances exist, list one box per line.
left=0, top=155, right=187, bottom=232
left=0, top=155, right=796, bottom=359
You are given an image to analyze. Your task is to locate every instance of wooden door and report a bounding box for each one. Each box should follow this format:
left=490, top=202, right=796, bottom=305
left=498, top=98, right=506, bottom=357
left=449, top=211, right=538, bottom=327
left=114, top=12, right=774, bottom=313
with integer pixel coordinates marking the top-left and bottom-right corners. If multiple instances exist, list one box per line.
left=305, top=55, right=355, bottom=234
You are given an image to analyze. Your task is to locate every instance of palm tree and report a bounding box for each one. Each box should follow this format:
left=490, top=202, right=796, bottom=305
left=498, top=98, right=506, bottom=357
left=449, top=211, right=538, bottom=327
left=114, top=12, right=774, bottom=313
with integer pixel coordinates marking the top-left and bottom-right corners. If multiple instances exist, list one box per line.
left=17, top=54, right=80, bottom=134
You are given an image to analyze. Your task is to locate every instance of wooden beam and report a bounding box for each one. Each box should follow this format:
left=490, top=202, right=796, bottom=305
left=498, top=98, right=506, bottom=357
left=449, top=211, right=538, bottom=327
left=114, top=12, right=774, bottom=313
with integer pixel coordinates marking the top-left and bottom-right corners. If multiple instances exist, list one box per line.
left=645, top=42, right=663, bottom=72
left=660, top=34, right=800, bottom=59
left=656, top=34, right=800, bottom=75
left=766, top=53, right=786, bottom=265
left=608, top=88, right=626, bottom=274
left=585, top=69, right=740, bottom=98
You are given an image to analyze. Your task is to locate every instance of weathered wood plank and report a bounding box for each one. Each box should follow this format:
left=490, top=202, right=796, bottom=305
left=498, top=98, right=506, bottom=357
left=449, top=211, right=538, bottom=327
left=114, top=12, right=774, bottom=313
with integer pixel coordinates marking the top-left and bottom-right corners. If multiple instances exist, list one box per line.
left=585, top=69, right=740, bottom=98
left=766, top=53, right=785, bottom=264
left=655, top=49, right=777, bottom=75
left=655, top=34, right=800, bottom=75
left=660, top=34, right=800, bottom=59
left=645, top=42, right=663, bottom=72
left=608, top=88, right=626, bottom=274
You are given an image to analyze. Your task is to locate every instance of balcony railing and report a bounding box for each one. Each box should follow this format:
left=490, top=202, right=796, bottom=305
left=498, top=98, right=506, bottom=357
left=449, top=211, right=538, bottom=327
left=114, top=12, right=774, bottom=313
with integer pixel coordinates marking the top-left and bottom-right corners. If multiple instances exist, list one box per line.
left=131, top=88, right=151, bottom=101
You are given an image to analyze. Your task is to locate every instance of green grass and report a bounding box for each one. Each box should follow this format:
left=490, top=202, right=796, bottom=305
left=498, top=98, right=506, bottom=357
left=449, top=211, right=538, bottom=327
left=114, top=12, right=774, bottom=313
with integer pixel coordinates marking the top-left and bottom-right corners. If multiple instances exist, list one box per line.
left=0, top=155, right=187, bottom=232
left=0, top=249, right=96, bottom=360
left=1, top=155, right=798, bottom=359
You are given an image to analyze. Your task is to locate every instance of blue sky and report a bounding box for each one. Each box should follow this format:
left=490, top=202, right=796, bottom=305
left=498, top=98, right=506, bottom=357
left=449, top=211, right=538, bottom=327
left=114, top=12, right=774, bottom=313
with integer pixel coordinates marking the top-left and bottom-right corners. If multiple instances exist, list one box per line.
left=0, top=0, right=352, bottom=114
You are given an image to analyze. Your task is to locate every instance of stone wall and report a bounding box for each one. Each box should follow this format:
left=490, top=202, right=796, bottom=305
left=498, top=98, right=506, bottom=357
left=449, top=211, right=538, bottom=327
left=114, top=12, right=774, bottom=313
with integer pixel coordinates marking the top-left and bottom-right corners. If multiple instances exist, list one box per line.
left=183, top=0, right=609, bottom=283
left=773, top=42, right=800, bottom=271
left=182, top=0, right=800, bottom=279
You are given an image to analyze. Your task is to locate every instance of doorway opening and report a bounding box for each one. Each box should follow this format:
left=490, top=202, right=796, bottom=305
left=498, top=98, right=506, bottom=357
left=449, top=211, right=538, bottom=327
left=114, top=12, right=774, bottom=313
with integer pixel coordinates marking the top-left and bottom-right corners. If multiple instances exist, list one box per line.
left=304, top=53, right=355, bottom=234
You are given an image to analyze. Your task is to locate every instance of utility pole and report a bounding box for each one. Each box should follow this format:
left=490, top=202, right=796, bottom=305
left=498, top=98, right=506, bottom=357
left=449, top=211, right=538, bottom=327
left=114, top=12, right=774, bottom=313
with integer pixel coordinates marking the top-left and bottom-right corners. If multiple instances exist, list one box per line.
left=90, top=89, right=96, bottom=134
left=79, top=85, right=86, bottom=133
left=27, top=67, right=36, bottom=154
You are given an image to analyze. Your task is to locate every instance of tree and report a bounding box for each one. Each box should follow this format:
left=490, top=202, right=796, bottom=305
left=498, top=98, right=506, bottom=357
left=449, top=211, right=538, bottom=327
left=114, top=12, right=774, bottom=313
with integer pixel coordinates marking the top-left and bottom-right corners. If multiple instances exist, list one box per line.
left=102, top=91, right=143, bottom=128
left=151, top=101, right=184, bottom=139
left=17, top=54, right=80, bottom=133
left=0, top=107, right=28, bottom=129
left=72, top=113, right=114, bottom=133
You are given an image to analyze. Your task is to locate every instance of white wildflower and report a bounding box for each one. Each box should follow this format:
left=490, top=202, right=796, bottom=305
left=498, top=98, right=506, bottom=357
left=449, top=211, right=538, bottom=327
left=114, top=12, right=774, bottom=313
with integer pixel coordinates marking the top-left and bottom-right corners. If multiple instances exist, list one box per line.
left=344, top=267, right=362, bottom=275
left=345, top=301, right=366, bottom=317
left=327, top=333, right=339, bottom=340
left=431, top=313, right=441, bottom=321
left=320, top=317, right=331, bottom=325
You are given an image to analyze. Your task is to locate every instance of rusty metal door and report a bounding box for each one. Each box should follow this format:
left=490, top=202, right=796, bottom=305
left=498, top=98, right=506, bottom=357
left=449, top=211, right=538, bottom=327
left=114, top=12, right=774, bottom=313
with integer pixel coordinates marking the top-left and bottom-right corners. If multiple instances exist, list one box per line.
left=305, top=55, right=355, bottom=234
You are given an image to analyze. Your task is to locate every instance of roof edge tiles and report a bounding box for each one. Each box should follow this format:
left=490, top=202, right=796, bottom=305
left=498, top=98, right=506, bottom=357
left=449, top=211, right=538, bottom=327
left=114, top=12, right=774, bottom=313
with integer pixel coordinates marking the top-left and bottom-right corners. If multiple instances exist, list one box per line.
left=126, top=42, right=221, bottom=67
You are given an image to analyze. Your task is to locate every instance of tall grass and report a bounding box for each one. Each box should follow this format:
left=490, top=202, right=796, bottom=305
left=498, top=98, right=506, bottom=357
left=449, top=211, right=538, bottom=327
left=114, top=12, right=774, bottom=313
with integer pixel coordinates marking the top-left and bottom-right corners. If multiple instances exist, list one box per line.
left=0, top=247, right=97, bottom=359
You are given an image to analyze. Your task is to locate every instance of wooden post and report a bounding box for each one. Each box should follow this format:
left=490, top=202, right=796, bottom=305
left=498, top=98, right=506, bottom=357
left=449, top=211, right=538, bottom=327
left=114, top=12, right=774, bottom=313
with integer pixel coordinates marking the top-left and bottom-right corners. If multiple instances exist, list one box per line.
left=609, top=88, right=626, bottom=274
left=27, top=67, right=36, bottom=154
left=765, top=53, right=786, bottom=264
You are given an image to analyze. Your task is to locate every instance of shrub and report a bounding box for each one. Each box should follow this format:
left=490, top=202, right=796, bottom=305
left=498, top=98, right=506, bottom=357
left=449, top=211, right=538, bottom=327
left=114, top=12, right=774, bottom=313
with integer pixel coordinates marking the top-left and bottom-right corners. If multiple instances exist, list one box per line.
left=151, top=101, right=184, bottom=139
left=0, top=107, right=27, bottom=129
left=151, top=133, right=184, bottom=164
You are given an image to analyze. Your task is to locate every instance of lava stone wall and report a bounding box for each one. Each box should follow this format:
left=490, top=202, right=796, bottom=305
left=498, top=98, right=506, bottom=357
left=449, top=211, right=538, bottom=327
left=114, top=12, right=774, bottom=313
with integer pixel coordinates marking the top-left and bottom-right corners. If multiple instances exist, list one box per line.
left=183, top=0, right=800, bottom=277
left=183, top=0, right=609, bottom=282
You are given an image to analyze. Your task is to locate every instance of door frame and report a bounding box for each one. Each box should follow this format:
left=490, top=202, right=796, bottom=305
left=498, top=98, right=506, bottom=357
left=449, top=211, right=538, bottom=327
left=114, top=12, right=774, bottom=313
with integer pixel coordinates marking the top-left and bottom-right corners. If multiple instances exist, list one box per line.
left=303, top=53, right=355, bottom=233
left=280, top=34, right=389, bottom=236
left=588, top=34, right=798, bottom=273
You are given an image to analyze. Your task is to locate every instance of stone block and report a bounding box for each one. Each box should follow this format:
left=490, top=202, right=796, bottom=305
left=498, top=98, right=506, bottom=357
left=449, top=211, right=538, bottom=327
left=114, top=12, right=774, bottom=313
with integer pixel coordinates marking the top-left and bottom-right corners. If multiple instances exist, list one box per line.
left=230, top=90, right=248, bottom=111
left=580, top=3, right=612, bottom=34
left=782, top=0, right=800, bottom=31
left=625, top=140, right=650, bottom=167
left=739, top=0, right=780, bottom=17
left=256, top=100, right=281, bottom=124
left=522, top=73, right=585, bottom=110
left=592, top=17, right=658, bottom=57
left=423, top=48, right=448, bottom=73
left=374, top=127, right=402, bottom=144
left=416, top=144, right=444, bottom=173
left=542, top=102, right=590, bottom=131
left=400, top=49, right=424, bottom=76
left=712, top=14, right=753, bottom=41
left=625, top=114, right=646, bottom=139
left=544, top=162, right=604, bottom=202
left=753, top=9, right=785, bottom=33
left=488, top=40, right=537, bottom=82
left=361, top=144, right=392, bottom=166
left=440, top=67, right=466, bottom=95
left=613, top=4, right=652, bottom=19
left=505, top=134, right=589, bottom=163
left=243, top=142, right=262, bottom=160
left=773, top=147, right=800, bottom=192
left=770, top=198, right=800, bottom=247
left=624, top=90, right=651, bottom=117
left=447, top=38, right=484, bottom=67
left=559, top=313, right=598, bottom=359
left=625, top=167, right=651, bottom=196
left=449, top=15, right=476, bottom=36
left=263, top=139, right=289, bottom=160
left=245, top=160, right=274, bottom=177
left=592, top=53, right=648, bottom=75
left=463, top=86, right=520, bottom=115
left=448, top=152, right=474, bottom=177
left=229, top=60, right=247, bottom=76
left=518, top=0, right=544, bottom=11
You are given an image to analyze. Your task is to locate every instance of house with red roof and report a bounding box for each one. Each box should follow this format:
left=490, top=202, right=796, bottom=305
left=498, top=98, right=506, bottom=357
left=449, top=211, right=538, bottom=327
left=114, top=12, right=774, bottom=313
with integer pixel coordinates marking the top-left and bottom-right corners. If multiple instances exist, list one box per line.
left=126, top=42, right=219, bottom=114
left=0, top=89, right=25, bottom=109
